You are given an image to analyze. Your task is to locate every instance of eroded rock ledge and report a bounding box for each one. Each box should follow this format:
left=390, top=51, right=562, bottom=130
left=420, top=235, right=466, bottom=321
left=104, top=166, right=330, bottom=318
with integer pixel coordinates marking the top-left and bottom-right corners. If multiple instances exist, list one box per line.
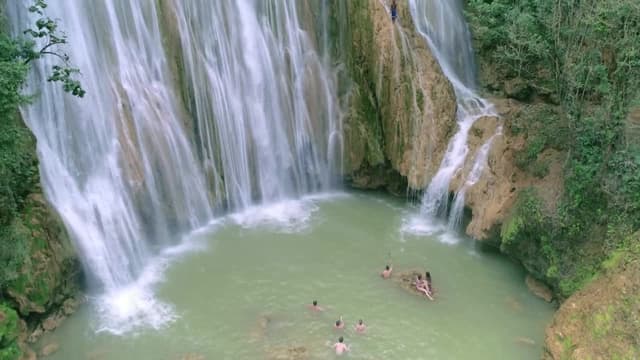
left=454, top=99, right=565, bottom=241
left=336, top=0, right=457, bottom=195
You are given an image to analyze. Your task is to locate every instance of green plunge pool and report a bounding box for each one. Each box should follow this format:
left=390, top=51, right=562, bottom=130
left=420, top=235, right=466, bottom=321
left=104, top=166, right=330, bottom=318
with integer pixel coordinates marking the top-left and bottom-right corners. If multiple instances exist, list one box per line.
left=37, top=192, right=555, bottom=359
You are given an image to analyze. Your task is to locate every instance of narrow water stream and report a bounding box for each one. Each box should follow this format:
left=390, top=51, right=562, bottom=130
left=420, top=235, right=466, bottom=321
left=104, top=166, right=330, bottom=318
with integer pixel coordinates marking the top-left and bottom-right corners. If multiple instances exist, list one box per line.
left=37, top=193, right=553, bottom=359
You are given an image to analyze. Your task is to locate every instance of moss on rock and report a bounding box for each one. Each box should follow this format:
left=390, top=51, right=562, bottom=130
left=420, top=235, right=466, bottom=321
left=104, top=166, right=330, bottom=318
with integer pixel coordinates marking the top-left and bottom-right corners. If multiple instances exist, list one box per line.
left=0, top=112, right=79, bottom=359
left=544, top=233, right=640, bottom=359
left=5, top=193, right=79, bottom=316
left=331, top=0, right=457, bottom=193
left=0, top=303, right=21, bottom=360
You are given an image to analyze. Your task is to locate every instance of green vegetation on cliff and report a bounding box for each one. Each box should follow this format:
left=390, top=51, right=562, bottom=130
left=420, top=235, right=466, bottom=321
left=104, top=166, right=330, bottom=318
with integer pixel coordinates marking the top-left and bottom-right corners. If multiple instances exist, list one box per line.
left=0, top=304, right=20, bottom=360
left=466, top=0, right=640, bottom=297
left=466, top=3, right=640, bottom=356
left=1, top=2, right=82, bottom=357
left=0, top=7, right=39, bottom=295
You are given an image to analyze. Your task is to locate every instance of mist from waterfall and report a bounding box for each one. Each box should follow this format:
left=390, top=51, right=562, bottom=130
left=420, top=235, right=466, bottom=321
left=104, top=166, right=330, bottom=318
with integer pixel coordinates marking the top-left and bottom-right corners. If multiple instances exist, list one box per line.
left=408, top=0, right=497, bottom=226
left=7, top=0, right=341, bottom=330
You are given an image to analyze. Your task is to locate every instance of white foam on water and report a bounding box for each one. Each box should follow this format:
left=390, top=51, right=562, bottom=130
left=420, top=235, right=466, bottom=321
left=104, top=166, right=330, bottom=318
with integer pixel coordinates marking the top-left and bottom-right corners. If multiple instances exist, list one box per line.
left=229, top=192, right=348, bottom=233
left=230, top=200, right=319, bottom=233
left=401, top=215, right=446, bottom=237
left=92, top=257, right=175, bottom=335
left=438, top=231, right=461, bottom=245
left=90, top=192, right=347, bottom=334
left=400, top=215, right=462, bottom=245
left=91, top=228, right=217, bottom=335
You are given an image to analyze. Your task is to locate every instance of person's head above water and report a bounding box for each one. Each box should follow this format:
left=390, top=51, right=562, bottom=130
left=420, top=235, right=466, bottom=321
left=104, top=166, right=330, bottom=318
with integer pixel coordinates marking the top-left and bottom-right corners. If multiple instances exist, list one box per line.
left=338, top=336, right=344, bottom=343
left=418, top=274, right=422, bottom=280
left=358, top=319, right=363, bottom=325
left=426, top=271, right=431, bottom=280
left=313, top=300, right=317, bottom=306
left=385, top=265, right=390, bottom=270
left=336, top=319, right=341, bottom=326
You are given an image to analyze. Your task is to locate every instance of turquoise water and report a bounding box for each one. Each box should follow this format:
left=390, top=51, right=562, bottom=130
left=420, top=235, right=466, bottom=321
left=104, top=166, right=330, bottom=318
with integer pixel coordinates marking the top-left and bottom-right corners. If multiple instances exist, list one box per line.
left=38, top=193, right=554, bottom=359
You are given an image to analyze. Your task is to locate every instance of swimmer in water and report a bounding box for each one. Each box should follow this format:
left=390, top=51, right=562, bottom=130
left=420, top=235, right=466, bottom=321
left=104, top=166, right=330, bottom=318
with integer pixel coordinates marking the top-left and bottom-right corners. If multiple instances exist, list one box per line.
left=308, top=300, right=324, bottom=312
left=335, top=316, right=345, bottom=329
left=355, top=319, right=366, bottom=333
left=415, top=274, right=433, bottom=300
left=333, top=336, right=349, bottom=355
left=422, top=272, right=434, bottom=301
left=381, top=264, right=393, bottom=278
left=425, top=272, right=433, bottom=293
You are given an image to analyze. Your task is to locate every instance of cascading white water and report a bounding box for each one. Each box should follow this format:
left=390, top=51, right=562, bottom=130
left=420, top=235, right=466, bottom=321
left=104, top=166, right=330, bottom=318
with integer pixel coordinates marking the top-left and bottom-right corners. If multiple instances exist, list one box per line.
left=447, top=127, right=502, bottom=230
left=7, top=0, right=341, bottom=329
left=173, top=0, right=342, bottom=210
left=408, top=0, right=497, bottom=222
left=7, top=1, right=214, bottom=291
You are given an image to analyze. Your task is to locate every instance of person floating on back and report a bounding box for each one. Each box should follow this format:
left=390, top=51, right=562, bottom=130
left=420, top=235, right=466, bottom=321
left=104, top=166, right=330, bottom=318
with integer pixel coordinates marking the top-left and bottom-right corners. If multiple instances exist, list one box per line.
left=355, top=319, right=367, bottom=333
left=381, top=264, right=393, bottom=279
left=333, top=336, right=350, bottom=355
left=309, top=300, right=324, bottom=312
left=335, top=316, right=345, bottom=329
left=390, top=0, right=398, bottom=22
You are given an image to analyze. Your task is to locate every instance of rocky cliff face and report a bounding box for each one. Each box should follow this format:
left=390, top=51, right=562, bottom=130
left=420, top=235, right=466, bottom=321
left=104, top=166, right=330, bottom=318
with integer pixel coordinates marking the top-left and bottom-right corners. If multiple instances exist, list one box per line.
left=0, top=113, right=80, bottom=359
left=334, top=0, right=457, bottom=195
left=461, top=1, right=640, bottom=358
left=543, top=235, right=640, bottom=359
left=451, top=99, right=565, bottom=241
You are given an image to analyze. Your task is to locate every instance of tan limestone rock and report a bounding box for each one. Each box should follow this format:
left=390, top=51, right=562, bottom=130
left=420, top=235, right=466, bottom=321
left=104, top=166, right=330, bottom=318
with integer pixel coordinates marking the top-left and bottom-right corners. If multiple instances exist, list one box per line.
left=343, top=0, right=457, bottom=191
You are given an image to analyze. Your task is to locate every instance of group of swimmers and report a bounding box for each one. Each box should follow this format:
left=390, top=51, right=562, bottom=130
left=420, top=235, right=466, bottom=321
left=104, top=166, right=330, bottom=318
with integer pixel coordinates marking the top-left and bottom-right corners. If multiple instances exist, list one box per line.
left=308, top=264, right=434, bottom=355
left=381, top=265, right=435, bottom=300
left=307, top=300, right=363, bottom=355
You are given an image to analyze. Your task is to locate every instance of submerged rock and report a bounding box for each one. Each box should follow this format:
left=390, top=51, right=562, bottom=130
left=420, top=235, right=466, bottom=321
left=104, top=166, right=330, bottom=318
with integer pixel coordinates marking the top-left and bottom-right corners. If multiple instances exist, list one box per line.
left=40, top=342, right=59, bottom=357
left=86, top=349, right=109, bottom=360
left=178, top=353, right=205, bottom=360
left=249, top=313, right=273, bottom=343
left=504, top=296, right=523, bottom=312
left=525, top=275, right=553, bottom=302
left=20, top=347, right=37, bottom=360
left=265, top=345, right=308, bottom=360
left=391, top=270, right=430, bottom=297
left=515, top=337, right=536, bottom=346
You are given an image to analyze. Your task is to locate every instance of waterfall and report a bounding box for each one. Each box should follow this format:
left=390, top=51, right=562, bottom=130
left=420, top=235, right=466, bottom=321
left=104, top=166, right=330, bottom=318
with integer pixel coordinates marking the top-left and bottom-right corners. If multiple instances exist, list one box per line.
left=408, top=0, right=497, bottom=225
left=173, top=0, right=342, bottom=210
left=7, top=1, right=215, bottom=291
left=447, top=127, right=502, bottom=230
left=6, top=0, right=340, bottom=298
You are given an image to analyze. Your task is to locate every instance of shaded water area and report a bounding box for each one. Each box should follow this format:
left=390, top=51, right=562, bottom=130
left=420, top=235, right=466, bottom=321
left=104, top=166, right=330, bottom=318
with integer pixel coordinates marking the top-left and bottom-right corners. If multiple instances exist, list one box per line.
left=38, top=193, right=554, bottom=359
